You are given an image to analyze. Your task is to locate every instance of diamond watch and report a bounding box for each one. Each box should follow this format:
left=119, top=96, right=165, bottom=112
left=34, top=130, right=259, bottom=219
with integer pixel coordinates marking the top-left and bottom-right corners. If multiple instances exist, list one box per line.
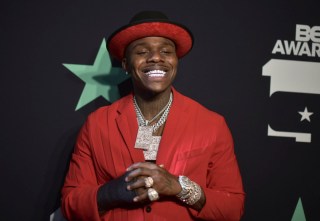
left=176, top=176, right=193, bottom=198
left=176, top=175, right=202, bottom=205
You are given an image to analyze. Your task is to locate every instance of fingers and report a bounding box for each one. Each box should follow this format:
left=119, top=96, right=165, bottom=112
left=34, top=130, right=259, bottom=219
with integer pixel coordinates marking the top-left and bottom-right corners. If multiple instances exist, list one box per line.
left=133, top=189, right=149, bottom=202
left=129, top=178, right=160, bottom=203
left=125, top=163, right=162, bottom=202
left=125, top=162, right=164, bottom=182
left=127, top=162, right=160, bottom=171
left=127, top=176, right=147, bottom=190
left=126, top=176, right=151, bottom=203
left=125, top=168, right=151, bottom=182
left=125, top=162, right=179, bottom=200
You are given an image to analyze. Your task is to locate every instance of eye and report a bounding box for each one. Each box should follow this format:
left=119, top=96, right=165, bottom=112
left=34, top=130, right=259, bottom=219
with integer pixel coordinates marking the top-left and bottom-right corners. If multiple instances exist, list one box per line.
left=135, top=49, right=149, bottom=55
left=160, top=47, right=175, bottom=55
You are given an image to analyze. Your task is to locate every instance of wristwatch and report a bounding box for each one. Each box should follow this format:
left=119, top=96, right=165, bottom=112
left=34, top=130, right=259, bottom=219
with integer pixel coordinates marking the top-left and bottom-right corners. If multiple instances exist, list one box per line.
left=176, top=175, right=193, bottom=198
left=176, top=175, right=202, bottom=205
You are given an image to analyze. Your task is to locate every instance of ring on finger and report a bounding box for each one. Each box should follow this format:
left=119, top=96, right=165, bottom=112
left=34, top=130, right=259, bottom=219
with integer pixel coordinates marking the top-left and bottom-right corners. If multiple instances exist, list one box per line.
left=144, top=176, right=154, bottom=188
left=147, top=188, right=159, bottom=201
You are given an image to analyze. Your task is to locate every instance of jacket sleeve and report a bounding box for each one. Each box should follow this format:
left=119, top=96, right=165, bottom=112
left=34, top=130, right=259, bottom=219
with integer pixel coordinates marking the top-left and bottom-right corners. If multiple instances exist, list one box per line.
left=61, top=117, right=102, bottom=221
left=190, top=117, right=245, bottom=221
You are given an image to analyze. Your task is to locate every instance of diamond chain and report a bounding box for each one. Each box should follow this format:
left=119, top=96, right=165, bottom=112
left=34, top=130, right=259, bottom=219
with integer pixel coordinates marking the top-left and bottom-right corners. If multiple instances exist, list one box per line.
left=133, top=93, right=173, bottom=132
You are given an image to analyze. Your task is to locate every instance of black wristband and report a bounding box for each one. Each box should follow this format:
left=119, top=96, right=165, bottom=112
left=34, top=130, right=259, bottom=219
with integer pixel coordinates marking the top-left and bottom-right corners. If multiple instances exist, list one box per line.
left=97, top=171, right=137, bottom=211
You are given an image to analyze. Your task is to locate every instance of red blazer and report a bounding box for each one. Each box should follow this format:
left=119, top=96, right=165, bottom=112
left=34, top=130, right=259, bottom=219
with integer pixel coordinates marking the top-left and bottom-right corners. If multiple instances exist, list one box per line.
left=61, top=88, right=245, bottom=221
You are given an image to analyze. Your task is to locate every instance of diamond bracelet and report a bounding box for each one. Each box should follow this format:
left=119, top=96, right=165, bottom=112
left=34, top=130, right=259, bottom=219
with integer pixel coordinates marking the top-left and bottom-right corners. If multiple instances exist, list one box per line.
left=176, top=176, right=202, bottom=205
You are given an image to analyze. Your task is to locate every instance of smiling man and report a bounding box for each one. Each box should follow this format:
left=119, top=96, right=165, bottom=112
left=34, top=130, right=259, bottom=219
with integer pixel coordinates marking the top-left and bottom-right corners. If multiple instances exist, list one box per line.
left=123, top=36, right=178, bottom=97
left=61, top=11, right=245, bottom=221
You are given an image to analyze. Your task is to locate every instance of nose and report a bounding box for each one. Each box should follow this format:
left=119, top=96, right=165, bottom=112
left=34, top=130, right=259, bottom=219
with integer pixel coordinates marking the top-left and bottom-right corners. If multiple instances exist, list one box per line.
left=147, top=51, right=163, bottom=63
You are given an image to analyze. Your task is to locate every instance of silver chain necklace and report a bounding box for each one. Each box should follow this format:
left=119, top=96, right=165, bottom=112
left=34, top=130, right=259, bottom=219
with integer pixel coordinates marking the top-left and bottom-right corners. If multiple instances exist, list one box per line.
left=133, top=93, right=173, bottom=132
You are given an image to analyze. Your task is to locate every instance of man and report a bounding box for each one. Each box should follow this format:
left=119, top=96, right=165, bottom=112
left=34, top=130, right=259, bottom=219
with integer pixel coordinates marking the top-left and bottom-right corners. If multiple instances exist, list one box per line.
left=61, top=11, right=245, bottom=221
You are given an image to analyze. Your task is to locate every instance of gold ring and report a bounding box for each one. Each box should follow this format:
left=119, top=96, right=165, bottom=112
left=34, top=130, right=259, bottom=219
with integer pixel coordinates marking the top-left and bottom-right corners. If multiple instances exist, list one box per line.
left=144, top=176, right=154, bottom=188
left=147, top=188, right=159, bottom=201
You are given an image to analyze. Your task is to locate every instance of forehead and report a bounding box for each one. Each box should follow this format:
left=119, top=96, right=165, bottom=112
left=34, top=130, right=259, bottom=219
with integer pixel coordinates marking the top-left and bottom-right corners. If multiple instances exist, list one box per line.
left=126, top=36, right=176, bottom=50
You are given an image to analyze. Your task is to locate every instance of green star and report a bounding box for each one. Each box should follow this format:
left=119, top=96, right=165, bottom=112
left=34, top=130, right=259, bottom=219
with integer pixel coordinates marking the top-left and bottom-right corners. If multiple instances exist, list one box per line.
left=291, top=198, right=306, bottom=221
left=63, top=39, right=129, bottom=111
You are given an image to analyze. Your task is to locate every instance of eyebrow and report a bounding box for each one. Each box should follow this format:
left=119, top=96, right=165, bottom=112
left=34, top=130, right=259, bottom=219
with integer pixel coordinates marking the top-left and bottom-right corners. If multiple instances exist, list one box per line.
left=130, top=41, right=175, bottom=50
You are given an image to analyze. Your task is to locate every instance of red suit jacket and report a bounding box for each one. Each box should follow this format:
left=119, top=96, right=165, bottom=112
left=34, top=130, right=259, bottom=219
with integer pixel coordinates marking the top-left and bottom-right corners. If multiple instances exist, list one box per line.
left=61, top=88, right=245, bottom=221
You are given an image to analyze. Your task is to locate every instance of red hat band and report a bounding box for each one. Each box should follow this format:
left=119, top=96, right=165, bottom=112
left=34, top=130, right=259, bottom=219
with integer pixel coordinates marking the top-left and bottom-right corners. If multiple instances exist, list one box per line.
left=107, top=11, right=194, bottom=61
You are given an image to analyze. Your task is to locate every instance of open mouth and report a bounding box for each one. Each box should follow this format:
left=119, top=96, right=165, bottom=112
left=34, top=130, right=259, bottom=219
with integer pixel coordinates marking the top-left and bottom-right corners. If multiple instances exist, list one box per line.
left=144, top=69, right=167, bottom=77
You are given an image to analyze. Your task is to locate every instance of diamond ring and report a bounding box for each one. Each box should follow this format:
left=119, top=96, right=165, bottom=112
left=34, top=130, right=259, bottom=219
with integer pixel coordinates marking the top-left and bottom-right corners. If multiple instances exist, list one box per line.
left=144, top=176, right=154, bottom=188
left=147, top=188, right=159, bottom=201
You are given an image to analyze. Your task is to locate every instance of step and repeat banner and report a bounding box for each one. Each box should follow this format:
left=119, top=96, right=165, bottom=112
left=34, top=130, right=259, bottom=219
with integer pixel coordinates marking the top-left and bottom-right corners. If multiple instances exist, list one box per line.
left=1, top=1, right=319, bottom=220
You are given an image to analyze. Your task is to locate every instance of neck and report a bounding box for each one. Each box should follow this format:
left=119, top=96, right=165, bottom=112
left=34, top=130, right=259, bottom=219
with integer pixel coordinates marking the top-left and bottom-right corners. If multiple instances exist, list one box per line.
left=134, top=89, right=172, bottom=121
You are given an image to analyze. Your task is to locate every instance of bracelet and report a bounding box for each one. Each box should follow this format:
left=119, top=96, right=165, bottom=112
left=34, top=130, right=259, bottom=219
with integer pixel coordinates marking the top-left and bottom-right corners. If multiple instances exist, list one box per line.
left=176, top=176, right=202, bottom=205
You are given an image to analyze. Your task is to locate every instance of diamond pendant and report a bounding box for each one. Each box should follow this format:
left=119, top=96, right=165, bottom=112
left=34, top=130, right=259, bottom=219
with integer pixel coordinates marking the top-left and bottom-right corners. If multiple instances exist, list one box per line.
left=143, top=136, right=161, bottom=160
left=134, top=126, right=153, bottom=150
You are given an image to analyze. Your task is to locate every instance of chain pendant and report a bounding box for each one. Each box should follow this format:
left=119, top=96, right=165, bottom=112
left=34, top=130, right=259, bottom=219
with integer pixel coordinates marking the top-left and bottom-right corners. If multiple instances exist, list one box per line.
left=134, top=126, right=153, bottom=150
left=143, top=136, right=161, bottom=160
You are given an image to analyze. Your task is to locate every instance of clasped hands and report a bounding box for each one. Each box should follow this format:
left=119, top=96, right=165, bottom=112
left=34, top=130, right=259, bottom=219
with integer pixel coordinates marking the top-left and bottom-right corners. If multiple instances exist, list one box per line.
left=125, top=162, right=182, bottom=203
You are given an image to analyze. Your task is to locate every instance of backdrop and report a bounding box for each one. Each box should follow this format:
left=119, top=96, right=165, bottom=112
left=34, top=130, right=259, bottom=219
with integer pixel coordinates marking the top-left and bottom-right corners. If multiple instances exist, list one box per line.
left=1, top=1, right=319, bottom=220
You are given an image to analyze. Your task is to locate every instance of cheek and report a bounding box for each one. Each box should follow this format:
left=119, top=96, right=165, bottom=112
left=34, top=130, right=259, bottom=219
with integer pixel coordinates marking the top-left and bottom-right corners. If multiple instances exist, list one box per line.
left=170, top=61, right=179, bottom=72
left=169, top=56, right=178, bottom=67
left=129, top=59, right=144, bottom=71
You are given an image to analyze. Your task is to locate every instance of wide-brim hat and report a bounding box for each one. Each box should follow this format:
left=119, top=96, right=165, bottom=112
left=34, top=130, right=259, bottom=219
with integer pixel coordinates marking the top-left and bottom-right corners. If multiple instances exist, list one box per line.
left=107, top=11, right=194, bottom=61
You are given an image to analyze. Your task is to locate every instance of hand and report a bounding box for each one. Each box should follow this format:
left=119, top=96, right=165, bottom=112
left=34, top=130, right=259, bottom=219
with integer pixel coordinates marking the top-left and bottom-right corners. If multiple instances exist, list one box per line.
left=125, top=162, right=182, bottom=202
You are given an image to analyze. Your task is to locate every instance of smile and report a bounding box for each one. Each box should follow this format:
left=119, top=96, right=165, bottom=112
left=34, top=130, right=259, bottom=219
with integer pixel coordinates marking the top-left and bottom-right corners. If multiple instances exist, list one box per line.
left=145, top=70, right=166, bottom=77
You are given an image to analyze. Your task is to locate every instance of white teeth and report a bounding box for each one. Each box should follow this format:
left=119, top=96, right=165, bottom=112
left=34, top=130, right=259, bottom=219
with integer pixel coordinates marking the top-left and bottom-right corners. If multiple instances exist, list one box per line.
left=146, top=70, right=166, bottom=77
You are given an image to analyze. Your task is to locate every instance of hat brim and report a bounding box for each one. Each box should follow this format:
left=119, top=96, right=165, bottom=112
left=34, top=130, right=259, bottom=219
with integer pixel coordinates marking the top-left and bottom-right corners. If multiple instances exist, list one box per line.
left=107, top=22, right=193, bottom=61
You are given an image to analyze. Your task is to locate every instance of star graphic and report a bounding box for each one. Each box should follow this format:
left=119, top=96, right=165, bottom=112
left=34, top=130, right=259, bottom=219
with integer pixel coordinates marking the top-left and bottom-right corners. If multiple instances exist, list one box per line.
left=298, top=107, right=313, bottom=122
left=63, top=39, right=129, bottom=110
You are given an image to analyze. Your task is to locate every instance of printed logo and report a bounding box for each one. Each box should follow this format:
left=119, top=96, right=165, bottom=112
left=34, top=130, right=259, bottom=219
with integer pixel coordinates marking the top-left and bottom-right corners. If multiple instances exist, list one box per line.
left=272, top=24, right=320, bottom=57
left=263, top=24, right=320, bottom=143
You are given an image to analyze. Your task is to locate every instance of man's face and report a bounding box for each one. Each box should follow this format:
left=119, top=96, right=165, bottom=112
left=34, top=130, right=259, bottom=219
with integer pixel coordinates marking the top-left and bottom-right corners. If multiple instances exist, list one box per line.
left=122, top=36, right=178, bottom=95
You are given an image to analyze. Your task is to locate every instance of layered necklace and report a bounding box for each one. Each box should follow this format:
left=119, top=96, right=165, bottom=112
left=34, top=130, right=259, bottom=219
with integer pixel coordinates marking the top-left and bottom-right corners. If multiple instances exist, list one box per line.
left=133, top=93, right=173, bottom=160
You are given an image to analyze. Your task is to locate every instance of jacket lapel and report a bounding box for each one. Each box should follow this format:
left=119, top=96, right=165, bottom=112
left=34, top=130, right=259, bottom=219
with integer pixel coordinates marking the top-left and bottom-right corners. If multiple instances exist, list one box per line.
left=156, top=89, right=190, bottom=171
left=115, top=95, right=145, bottom=163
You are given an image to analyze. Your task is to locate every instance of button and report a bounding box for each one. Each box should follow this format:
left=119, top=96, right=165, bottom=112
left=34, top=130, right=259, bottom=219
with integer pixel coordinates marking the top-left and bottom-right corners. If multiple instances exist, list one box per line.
left=145, top=205, right=152, bottom=213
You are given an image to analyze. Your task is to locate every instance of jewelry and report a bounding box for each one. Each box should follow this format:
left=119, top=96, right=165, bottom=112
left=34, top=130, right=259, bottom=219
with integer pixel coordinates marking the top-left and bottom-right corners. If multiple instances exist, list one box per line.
left=133, top=92, right=172, bottom=132
left=134, top=93, right=173, bottom=156
left=147, top=188, right=159, bottom=201
left=143, top=136, right=161, bottom=160
left=176, top=176, right=193, bottom=198
left=176, top=176, right=202, bottom=205
left=135, top=126, right=153, bottom=150
left=186, top=182, right=201, bottom=205
left=144, top=177, right=154, bottom=188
